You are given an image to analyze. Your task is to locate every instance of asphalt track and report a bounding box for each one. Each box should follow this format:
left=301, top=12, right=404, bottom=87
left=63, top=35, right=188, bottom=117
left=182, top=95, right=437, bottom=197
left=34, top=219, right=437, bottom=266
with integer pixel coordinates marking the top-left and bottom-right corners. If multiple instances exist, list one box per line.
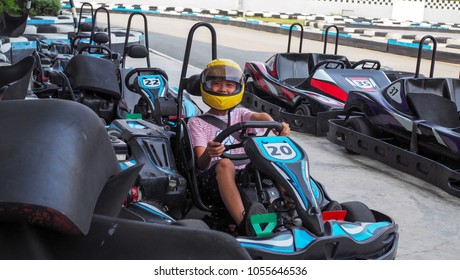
left=119, top=13, right=460, bottom=259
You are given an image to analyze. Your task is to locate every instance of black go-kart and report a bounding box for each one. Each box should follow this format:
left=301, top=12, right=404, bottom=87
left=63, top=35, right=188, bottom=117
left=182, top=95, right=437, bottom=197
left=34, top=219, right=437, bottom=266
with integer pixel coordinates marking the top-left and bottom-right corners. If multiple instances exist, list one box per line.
left=327, top=35, right=460, bottom=199
left=0, top=99, right=251, bottom=260
left=107, top=22, right=399, bottom=260
left=243, top=24, right=404, bottom=136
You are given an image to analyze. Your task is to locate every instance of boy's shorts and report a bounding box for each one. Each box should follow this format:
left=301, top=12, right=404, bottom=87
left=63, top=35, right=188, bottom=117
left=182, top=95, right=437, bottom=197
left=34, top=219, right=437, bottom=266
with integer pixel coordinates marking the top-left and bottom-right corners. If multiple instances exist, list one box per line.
left=197, top=160, right=245, bottom=204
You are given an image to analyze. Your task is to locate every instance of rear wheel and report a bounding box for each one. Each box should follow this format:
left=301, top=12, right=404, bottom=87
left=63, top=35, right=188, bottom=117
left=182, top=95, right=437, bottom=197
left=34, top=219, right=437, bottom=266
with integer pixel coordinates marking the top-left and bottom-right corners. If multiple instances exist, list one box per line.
left=246, top=81, right=256, bottom=94
left=341, top=201, right=376, bottom=223
left=344, top=116, right=374, bottom=136
left=343, top=116, right=376, bottom=153
left=293, top=103, right=311, bottom=128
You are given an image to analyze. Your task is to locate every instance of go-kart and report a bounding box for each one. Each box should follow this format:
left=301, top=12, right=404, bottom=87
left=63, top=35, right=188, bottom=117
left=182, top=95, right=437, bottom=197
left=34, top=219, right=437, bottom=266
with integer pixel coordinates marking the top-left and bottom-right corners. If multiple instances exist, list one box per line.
left=31, top=6, right=122, bottom=100
left=242, top=24, right=396, bottom=135
left=32, top=10, right=200, bottom=124
left=0, top=99, right=251, bottom=260
left=327, top=36, right=460, bottom=198
left=109, top=22, right=399, bottom=260
left=119, top=12, right=202, bottom=127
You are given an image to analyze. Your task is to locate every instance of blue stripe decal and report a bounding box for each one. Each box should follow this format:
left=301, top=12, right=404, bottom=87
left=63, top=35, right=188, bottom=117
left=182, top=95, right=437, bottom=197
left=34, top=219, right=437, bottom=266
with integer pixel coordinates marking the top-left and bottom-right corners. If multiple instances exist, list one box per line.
left=301, top=160, right=319, bottom=203
left=320, top=31, right=352, bottom=38
left=388, top=39, right=432, bottom=49
left=42, top=39, right=71, bottom=44
left=111, top=8, right=160, bottom=14
left=181, top=13, right=198, bottom=17
left=183, top=99, right=198, bottom=118
left=238, top=234, right=295, bottom=253
left=119, top=160, right=137, bottom=170
left=240, top=243, right=293, bottom=253
left=214, top=16, right=230, bottom=21
left=310, top=178, right=320, bottom=199
left=293, top=228, right=315, bottom=249
left=134, top=203, right=175, bottom=222
left=331, top=221, right=391, bottom=242
left=275, top=162, right=309, bottom=208
left=246, top=19, right=262, bottom=24
left=12, top=41, right=36, bottom=50
left=28, top=19, right=55, bottom=25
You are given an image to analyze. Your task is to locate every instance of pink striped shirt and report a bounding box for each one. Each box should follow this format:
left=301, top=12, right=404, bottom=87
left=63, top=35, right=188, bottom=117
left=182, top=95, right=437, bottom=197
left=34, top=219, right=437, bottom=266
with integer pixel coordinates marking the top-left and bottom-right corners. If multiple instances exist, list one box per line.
left=187, top=107, right=263, bottom=169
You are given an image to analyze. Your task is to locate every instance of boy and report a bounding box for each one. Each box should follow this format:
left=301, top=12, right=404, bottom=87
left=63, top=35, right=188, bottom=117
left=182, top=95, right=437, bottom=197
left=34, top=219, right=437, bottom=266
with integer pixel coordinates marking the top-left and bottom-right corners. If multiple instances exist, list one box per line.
left=187, top=59, right=290, bottom=235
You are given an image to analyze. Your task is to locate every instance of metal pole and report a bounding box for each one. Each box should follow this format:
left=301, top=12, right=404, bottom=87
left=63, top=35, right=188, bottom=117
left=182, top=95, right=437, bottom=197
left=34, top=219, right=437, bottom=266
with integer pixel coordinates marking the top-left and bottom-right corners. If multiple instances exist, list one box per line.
left=69, top=0, right=78, bottom=32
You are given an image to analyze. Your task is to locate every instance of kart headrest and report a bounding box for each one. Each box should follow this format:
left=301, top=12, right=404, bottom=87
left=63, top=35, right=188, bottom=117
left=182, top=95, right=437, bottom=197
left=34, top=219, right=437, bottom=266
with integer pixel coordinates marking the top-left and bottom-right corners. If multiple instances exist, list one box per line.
left=79, top=22, right=93, bottom=32
left=0, top=100, right=127, bottom=235
left=0, top=56, right=35, bottom=101
left=93, top=32, right=109, bottom=44
left=309, top=53, right=351, bottom=68
left=126, top=44, right=149, bottom=59
left=186, top=74, right=202, bottom=96
left=64, top=54, right=121, bottom=99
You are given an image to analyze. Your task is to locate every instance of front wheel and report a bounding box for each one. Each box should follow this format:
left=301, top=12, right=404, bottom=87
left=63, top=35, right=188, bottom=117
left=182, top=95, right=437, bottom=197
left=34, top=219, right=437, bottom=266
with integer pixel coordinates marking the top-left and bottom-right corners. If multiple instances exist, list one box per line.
left=292, top=103, right=311, bottom=128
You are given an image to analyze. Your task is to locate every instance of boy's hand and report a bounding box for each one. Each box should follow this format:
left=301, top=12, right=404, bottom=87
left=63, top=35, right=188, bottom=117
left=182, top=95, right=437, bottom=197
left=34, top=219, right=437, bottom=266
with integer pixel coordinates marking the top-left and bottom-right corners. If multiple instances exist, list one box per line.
left=206, top=141, right=226, bottom=157
left=273, top=122, right=291, bottom=136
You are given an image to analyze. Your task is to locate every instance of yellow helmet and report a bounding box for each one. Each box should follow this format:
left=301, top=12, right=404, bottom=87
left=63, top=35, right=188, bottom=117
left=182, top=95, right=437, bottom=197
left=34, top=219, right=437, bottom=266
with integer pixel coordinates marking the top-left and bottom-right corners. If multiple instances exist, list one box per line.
left=200, top=59, right=245, bottom=111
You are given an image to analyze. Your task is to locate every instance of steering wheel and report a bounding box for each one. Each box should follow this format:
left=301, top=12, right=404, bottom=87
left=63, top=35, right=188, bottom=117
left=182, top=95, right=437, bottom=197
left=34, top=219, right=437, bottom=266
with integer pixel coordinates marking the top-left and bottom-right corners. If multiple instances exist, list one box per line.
left=351, top=59, right=381, bottom=70
left=213, top=121, right=283, bottom=161
left=310, top=59, right=346, bottom=74
left=124, top=67, right=169, bottom=93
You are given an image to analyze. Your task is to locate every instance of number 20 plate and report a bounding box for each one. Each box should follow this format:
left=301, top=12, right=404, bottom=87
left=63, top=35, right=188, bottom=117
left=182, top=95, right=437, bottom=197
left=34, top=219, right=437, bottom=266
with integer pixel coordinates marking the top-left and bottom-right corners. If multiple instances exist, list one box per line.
left=256, top=137, right=301, bottom=162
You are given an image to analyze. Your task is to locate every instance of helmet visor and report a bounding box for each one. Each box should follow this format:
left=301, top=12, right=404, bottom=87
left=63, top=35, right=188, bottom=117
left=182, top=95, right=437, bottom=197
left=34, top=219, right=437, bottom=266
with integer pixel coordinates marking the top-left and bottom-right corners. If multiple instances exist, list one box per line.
left=202, top=65, right=243, bottom=94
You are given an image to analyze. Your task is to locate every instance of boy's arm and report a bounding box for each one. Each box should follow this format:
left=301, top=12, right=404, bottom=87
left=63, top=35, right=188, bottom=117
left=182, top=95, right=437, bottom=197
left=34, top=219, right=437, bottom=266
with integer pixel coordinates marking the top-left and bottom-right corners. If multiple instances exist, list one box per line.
left=249, top=112, right=273, bottom=122
left=194, top=141, right=226, bottom=170
left=249, top=112, right=291, bottom=136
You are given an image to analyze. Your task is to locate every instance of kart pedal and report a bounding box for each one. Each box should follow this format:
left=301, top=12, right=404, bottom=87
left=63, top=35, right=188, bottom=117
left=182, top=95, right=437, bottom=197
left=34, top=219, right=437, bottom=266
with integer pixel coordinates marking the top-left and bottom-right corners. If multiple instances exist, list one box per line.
left=243, top=202, right=268, bottom=236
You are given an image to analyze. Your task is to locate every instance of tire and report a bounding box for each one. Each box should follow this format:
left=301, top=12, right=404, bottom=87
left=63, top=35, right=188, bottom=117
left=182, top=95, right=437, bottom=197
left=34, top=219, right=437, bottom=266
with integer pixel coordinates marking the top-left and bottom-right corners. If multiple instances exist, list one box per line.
left=344, top=116, right=374, bottom=136
left=245, top=81, right=260, bottom=96
left=293, top=103, right=311, bottom=128
left=37, top=24, right=57, bottom=33
left=341, top=201, right=376, bottom=223
left=343, top=116, right=376, bottom=154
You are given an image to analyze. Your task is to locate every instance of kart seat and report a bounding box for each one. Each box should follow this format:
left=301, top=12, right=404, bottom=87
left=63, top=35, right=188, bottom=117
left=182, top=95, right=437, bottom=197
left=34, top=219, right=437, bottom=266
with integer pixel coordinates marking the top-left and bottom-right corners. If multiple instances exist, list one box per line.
left=64, top=54, right=121, bottom=99
left=405, top=78, right=452, bottom=99
left=64, top=54, right=125, bottom=123
left=405, top=78, right=460, bottom=113
left=0, top=56, right=35, bottom=101
left=0, top=11, right=28, bottom=37
left=407, top=92, right=460, bottom=128
left=276, top=53, right=311, bottom=86
left=0, top=100, right=136, bottom=235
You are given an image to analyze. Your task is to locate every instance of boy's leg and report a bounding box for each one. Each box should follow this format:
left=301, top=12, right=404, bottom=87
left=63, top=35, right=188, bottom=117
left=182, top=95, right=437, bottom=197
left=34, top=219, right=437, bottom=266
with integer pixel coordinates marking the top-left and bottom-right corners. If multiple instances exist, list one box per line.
left=215, top=158, right=245, bottom=225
